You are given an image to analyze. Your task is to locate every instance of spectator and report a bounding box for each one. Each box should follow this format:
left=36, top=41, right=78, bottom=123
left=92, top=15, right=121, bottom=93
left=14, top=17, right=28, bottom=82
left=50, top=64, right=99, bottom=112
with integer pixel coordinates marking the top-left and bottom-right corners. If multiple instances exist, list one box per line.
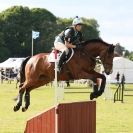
left=121, top=74, right=125, bottom=84
left=65, top=80, right=70, bottom=87
left=115, top=72, right=120, bottom=85
left=0, top=68, right=4, bottom=83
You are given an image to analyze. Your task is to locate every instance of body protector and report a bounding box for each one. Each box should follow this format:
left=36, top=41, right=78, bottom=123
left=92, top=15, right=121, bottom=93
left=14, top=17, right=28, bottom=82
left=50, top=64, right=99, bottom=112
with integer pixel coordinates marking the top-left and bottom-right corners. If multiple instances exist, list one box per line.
left=56, top=27, right=83, bottom=72
left=59, top=27, right=83, bottom=45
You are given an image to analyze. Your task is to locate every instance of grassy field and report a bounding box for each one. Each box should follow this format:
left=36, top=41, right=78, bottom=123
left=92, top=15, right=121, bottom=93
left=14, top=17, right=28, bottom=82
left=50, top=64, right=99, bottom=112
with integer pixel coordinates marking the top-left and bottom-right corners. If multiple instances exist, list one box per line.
left=0, top=81, right=133, bottom=133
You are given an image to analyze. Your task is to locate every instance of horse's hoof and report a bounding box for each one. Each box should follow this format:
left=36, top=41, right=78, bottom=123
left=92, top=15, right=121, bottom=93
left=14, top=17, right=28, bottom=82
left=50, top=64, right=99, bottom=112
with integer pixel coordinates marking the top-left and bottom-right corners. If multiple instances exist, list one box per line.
left=97, top=91, right=103, bottom=97
left=13, top=97, right=18, bottom=101
left=22, top=107, right=27, bottom=112
left=90, top=92, right=99, bottom=100
left=13, top=106, right=19, bottom=112
left=90, top=93, right=95, bottom=100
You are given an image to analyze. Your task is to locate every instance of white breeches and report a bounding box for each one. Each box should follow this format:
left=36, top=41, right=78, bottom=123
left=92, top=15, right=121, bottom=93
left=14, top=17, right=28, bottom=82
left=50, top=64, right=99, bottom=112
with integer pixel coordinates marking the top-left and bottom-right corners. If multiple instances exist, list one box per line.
left=54, top=42, right=69, bottom=55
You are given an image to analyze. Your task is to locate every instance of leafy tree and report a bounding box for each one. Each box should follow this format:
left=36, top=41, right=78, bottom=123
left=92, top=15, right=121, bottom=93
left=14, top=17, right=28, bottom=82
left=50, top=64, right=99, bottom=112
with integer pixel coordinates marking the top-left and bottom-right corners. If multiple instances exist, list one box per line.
left=29, top=8, right=57, bottom=53
left=124, top=50, right=130, bottom=57
left=114, top=43, right=125, bottom=56
left=128, top=52, right=133, bottom=61
left=82, top=18, right=99, bottom=40
left=0, top=6, right=32, bottom=58
left=114, top=43, right=133, bottom=61
left=0, top=6, right=57, bottom=59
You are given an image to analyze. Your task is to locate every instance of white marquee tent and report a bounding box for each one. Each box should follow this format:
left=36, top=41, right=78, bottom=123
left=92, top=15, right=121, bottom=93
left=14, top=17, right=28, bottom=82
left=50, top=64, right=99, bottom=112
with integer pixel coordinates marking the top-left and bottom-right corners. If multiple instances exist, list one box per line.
left=0, top=58, right=25, bottom=70
left=110, top=57, right=133, bottom=83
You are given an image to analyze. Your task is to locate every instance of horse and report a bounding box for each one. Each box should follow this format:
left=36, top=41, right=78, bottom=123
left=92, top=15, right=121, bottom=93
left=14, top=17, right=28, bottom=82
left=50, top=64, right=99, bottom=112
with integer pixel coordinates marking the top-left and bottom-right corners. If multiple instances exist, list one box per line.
left=14, top=39, right=115, bottom=112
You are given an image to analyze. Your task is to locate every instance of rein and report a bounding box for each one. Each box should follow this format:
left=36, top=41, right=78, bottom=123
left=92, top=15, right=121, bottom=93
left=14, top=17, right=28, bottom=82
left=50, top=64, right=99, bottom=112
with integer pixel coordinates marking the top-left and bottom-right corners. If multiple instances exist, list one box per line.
left=99, top=46, right=113, bottom=66
left=76, top=39, right=114, bottom=67
left=82, top=49, right=96, bottom=62
left=74, top=45, right=97, bottom=65
left=79, top=44, right=112, bottom=67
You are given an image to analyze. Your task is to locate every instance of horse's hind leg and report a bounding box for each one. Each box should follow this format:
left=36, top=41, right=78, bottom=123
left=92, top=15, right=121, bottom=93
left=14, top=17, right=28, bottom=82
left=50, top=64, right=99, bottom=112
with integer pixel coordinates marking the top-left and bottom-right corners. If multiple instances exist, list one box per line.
left=13, top=89, right=24, bottom=112
left=21, top=79, right=51, bottom=112
left=13, top=83, right=25, bottom=112
left=22, top=89, right=30, bottom=112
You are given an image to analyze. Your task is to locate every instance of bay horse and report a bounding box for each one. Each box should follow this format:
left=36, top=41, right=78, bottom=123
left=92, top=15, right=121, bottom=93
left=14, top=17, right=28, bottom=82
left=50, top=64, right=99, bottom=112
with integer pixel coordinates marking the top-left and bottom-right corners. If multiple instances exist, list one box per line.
left=14, top=39, right=115, bottom=112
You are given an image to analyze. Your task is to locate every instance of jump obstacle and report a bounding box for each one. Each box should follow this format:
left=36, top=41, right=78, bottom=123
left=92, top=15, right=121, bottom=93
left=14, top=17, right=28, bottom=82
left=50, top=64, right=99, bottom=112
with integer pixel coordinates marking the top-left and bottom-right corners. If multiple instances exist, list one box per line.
left=25, top=101, right=96, bottom=133
left=114, top=82, right=124, bottom=103
left=24, top=49, right=96, bottom=133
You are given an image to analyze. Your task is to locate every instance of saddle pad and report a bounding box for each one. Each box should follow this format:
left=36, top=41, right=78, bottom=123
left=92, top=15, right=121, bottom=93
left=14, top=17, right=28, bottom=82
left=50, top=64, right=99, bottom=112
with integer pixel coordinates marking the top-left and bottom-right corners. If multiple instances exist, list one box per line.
left=48, top=49, right=74, bottom=63
left=47, top=51, right=60, bottom=62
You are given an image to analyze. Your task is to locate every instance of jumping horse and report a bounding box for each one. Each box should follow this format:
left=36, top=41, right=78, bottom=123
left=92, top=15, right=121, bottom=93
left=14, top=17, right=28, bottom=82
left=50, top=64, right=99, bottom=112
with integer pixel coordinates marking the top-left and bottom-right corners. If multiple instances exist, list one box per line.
left=14, top=39, right=115, bottom=112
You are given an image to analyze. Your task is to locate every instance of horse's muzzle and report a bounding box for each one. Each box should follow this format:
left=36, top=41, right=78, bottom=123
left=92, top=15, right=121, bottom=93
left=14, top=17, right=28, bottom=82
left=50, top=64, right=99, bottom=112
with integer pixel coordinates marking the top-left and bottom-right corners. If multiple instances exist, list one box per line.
left=105, top=69, right=113, bottom=75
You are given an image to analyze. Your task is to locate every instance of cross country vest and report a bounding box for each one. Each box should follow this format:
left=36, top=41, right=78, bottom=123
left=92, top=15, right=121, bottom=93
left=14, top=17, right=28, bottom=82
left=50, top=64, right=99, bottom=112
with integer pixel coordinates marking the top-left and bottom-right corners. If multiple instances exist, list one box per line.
left=59, top=26, right=83, bottom=45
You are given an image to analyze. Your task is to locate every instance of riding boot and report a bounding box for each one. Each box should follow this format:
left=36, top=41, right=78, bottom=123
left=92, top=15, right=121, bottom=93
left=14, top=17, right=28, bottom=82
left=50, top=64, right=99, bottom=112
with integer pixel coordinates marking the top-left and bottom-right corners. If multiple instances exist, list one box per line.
left=57, top=51, right=66, bottom=72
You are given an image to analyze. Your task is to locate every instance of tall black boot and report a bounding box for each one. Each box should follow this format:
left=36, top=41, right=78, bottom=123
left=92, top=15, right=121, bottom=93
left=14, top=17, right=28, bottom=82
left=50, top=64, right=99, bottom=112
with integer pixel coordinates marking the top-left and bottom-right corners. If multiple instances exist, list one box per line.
left=57, top=51, right=66, bottom=72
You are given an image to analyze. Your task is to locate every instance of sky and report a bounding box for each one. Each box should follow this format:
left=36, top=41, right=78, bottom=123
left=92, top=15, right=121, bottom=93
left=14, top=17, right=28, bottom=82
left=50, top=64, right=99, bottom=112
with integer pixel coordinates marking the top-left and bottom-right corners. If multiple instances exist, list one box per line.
left=0, top=0, right=133, bottom=51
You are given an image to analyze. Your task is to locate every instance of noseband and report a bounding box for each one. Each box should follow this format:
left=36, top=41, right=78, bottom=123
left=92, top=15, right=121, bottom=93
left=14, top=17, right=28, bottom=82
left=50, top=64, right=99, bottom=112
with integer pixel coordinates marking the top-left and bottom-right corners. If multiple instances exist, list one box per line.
left=100, top=45, right=114, bottom=66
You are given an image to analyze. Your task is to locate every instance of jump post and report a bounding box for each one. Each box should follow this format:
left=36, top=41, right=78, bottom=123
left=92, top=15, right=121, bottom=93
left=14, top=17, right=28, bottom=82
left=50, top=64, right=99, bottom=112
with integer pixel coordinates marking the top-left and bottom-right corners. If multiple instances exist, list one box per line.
left=114, top=81, right=124, bottom=103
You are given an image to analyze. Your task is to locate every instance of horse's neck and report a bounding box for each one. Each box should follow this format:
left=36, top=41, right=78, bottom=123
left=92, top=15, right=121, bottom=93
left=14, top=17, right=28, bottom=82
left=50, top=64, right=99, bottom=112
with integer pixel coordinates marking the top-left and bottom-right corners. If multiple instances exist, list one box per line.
left=84, top=43, right=105, bottom=57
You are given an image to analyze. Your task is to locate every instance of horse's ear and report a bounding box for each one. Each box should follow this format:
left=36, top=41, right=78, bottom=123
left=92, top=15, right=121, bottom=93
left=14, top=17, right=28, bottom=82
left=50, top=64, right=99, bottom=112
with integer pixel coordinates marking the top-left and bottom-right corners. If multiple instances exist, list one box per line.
left=111, top=44, right=120, bottom=57
left=108, top=44, right=115, bottom=53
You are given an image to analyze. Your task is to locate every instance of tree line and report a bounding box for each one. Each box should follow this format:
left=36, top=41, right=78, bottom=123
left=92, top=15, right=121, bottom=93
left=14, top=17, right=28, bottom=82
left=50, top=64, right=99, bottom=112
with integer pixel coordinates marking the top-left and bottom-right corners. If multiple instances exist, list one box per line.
left=0, top=6, right=132, bottom=62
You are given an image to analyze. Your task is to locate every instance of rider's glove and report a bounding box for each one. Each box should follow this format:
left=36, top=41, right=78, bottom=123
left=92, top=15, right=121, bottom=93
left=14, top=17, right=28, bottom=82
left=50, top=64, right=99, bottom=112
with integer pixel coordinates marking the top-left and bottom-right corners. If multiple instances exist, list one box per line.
left=76, top=44, right=83, bottom=49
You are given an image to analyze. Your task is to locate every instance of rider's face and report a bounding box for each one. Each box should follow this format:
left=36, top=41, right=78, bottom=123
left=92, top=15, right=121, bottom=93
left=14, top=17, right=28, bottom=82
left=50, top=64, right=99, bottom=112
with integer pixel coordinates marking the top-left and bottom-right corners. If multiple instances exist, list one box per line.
left=75, top=24, right=82, bottom=31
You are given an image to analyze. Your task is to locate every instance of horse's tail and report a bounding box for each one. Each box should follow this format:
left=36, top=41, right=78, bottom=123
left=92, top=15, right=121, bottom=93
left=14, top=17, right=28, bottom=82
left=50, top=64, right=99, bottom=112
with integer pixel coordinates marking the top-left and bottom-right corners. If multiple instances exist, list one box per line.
left=19, top=56, right=31, bottom=84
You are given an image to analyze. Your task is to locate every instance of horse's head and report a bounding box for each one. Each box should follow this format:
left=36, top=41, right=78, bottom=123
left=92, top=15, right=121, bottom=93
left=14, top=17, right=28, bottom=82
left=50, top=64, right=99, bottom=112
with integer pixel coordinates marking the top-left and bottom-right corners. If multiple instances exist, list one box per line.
left=100, top=44, right=115, bottom=75
left=79, top=39, right=116, bottom=75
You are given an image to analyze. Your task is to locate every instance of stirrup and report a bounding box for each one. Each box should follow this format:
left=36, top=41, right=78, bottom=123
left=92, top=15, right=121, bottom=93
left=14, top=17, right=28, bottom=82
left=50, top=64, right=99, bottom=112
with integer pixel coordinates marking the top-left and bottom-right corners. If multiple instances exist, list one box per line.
left=56, top=67, right=60, bottom=72
left=55, top=66, right=61, bottom=72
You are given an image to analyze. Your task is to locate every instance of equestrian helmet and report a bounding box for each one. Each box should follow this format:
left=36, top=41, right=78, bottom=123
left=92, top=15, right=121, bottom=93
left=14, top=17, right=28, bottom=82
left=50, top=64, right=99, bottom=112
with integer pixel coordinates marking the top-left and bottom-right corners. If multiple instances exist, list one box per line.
left=72, top=16, right=83, bottom=26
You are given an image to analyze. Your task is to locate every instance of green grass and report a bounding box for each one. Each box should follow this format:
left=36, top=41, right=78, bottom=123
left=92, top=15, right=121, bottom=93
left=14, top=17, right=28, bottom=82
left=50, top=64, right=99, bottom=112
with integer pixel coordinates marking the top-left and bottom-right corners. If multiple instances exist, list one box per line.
left=0, top=81, right=133, bottom=133
left=0, top=82, right=55, bottom=133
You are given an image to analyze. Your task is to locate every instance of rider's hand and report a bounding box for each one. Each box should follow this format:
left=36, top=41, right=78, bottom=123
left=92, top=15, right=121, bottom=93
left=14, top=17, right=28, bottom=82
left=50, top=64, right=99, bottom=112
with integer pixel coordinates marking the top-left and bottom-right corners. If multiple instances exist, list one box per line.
left=76, top=44, right=83, bottom=49
left=65, top=41, right=76, bottom=48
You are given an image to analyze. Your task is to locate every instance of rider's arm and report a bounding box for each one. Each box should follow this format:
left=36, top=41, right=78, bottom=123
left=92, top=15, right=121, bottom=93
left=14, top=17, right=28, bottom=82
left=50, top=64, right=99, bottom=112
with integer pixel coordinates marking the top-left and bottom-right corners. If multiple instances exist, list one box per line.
left=65, top=41, right=76, bottom=48
left=78, top=31, right=83, bottom=42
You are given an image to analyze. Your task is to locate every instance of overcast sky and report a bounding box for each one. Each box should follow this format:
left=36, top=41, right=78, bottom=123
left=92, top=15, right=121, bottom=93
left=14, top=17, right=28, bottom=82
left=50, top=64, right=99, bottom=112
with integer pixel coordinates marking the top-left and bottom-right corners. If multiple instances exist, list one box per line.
left=0, top=0, right=133, bottom=51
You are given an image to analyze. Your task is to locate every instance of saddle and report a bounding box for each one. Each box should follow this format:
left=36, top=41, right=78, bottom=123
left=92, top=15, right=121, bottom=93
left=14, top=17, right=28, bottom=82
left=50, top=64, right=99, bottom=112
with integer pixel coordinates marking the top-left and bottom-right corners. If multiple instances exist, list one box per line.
left=48, top=48, right=74, bottom=63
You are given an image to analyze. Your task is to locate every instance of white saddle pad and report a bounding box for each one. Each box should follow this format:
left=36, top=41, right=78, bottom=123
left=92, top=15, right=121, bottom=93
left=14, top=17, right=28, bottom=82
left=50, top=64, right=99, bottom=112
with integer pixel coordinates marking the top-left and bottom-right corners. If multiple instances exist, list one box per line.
left=48, top=49, right=74, bottom=63
left=48, top=52, right=60, bottom=62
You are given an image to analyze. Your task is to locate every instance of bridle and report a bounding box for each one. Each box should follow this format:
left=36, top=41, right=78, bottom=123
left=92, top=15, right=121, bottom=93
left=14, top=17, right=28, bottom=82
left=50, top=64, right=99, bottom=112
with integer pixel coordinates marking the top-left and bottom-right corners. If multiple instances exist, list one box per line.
left=76, top=42, right=114, bottom=68
left=100, top=46, right=114, bottom=68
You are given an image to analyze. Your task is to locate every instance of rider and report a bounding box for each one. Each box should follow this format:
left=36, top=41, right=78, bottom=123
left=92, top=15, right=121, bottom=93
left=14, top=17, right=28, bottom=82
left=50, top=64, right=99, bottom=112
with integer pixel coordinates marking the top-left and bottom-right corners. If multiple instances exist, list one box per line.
left=54, top=16, right=84, bottom=72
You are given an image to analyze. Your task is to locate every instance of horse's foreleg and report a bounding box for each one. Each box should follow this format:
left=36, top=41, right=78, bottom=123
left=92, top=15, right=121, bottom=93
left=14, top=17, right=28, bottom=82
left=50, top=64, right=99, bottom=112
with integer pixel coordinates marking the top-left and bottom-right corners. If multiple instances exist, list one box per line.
left=77, top=70, right=99, bottom=100
left=81, top=70, right=106, bottom=100
left=16, top=79, right=19, bottom=89
left=13, top=89, right=24, bottom=112
left=91, top=74, right=106, bottom=99
left=90, top=81, right=99, bottom=100
left=22, top=90, right=30, bottom=112
left=97, top=74, right=106, bottom=96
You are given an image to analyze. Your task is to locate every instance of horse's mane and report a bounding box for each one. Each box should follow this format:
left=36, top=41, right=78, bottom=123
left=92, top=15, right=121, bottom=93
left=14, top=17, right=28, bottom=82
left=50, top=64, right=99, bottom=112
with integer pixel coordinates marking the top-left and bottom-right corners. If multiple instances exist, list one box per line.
left=80, top=38, right=114, bottom=53
left=83, top=38, right=111, bottom=46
